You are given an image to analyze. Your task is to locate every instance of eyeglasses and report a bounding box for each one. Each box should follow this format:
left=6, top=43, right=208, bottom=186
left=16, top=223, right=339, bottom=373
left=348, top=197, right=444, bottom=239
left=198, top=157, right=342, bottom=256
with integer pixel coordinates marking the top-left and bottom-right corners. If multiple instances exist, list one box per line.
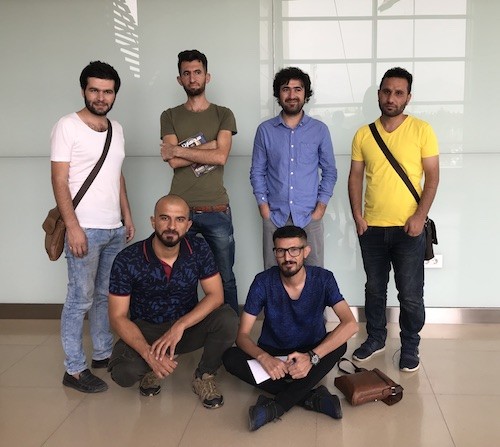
left=273, top=246, right=305, bottom=258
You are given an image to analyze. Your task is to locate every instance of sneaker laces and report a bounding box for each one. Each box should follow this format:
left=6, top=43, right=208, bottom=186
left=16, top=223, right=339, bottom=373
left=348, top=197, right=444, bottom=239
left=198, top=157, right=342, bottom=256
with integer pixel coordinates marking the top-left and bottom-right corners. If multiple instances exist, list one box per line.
left=141, top=371, right=160, bottom=388
left=195, top=373, right=221, bottom=400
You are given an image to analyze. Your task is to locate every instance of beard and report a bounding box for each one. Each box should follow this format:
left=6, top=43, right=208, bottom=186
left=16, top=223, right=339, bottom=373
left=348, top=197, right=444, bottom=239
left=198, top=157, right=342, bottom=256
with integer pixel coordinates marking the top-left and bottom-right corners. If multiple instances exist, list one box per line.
left=279, top=99, right=305, bottom=116
left=155, top=229, right=184, bottom=247
left=85, top=97, right=114, bottom=116
left=279, top=260, right=303, bottom=277
left=183, top=83, right=206, bottom=97
left=379, top=101, right=407, bottom=118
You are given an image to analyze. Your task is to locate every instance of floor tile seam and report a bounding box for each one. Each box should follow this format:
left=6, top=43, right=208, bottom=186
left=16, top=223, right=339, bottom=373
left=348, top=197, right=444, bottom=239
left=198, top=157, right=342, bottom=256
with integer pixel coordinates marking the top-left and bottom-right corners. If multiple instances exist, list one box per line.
left=0, top=344, right=38, bottom=376
left=434, top=391, right=500, bottom=397
left=40, top=394, right=89, bottom=447
left=176, top=401, right=202, bottom=447
left=432, top=392, right=458, bottom=447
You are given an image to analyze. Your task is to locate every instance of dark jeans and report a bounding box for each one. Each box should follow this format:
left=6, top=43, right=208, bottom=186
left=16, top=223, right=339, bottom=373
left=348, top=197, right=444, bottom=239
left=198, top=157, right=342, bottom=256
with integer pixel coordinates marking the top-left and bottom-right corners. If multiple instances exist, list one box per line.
left=359, top=226, right=425, bottom=352
left=189, top=208, right=238, bottom=315
left=109, top=305, right=238, bottom=387
left=222, top=339, right=347, bottom=412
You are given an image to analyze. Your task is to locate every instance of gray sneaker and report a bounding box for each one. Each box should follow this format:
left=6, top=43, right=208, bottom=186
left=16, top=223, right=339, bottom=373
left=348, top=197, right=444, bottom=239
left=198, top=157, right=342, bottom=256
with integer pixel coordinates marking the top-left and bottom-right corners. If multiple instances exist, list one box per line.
left=192, top=369, right=223, bottom=409
left=139, top=371, right=161, bottom=396
left=352, top=339, right=385, bottom=362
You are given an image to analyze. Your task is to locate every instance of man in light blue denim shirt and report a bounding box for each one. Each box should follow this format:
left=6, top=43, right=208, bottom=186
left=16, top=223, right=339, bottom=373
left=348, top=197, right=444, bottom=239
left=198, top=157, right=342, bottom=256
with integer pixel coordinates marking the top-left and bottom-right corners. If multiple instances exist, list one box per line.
left=250, top=67, right=337, bottom=268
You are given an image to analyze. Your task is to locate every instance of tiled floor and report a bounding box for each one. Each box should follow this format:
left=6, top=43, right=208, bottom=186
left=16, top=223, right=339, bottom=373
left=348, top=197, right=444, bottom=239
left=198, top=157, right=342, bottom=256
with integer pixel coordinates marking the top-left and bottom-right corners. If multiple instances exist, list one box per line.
left=1, top=319, right=499, bottom=447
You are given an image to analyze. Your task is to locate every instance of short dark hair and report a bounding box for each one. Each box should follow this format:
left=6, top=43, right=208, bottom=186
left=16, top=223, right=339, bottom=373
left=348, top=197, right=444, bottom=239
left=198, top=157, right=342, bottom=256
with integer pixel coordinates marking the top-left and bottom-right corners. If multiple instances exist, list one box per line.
left=380, top=67, right=413, bottom=93
left=272, top=225, right=308, bottom=243
left=79, top=61, right=121, bottom=93
left=177, top=49, right=208, bottom=74
left=273, top=67, right=313, bottom=102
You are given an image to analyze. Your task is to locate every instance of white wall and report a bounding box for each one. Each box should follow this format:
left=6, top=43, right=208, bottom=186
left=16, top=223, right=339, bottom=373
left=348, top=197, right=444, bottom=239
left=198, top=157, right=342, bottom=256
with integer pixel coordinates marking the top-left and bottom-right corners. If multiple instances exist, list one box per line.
left=1, top=0, right=498, bottom=308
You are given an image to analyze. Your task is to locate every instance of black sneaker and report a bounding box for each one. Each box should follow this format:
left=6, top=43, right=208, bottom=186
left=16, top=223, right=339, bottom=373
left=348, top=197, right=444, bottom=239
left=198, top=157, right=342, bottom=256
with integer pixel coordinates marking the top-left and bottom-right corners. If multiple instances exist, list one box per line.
left=139, top=371, right=161, bottom=396
left=91, top=358, right=109, bottom=369
left=248, top=395, right=284, bottom=431
left=302, top=385, right=342, bottom=419
left=62, top=369, right=108, bottom=393
left=399, top=348, right=420, bottom=372
left=352, top=339, right=385, bottom=362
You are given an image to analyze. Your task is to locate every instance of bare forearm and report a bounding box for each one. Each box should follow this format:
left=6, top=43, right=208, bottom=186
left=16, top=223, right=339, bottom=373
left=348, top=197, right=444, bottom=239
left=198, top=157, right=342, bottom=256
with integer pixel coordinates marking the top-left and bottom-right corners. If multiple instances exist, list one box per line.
left=313, top=319, right=358, bottom=359
left=52, top=177, right=80, bottom=230
left=348, top=177, right=364, bottom=220
left=119, top=174, right=133, bottom=222
left=173, top=141, right=227, bottom=165
left=236, top=333, right=269, bottom=361
left=111, top=316, right=151, bottom=360
left=174, top=293, right=222, bottom=333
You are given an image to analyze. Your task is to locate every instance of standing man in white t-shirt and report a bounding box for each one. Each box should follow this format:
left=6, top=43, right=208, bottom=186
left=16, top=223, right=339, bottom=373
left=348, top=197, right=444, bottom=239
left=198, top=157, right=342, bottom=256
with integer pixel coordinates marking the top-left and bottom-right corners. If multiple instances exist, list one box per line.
left=51, top=61, right=135, bottom=393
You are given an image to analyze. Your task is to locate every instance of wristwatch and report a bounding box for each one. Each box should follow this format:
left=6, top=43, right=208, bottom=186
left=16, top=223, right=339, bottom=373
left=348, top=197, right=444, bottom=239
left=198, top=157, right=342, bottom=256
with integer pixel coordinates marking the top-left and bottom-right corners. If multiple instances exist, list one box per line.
left=308, top=350, right=320, bottom=366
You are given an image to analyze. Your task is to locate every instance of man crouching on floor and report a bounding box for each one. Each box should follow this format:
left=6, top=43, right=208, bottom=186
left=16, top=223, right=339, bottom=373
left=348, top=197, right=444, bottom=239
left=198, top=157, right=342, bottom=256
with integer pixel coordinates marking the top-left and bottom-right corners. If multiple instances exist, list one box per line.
left=107, top=194, right=238, bottom=407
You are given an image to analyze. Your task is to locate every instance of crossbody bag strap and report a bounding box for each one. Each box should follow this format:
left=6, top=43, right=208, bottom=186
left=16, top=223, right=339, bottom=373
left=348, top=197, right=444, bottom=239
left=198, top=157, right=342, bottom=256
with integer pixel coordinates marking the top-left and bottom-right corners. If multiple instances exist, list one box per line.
left=72, top=119, right=112, bottom=209
left=369, top=122, right=420, bottom=205
left=337, top=357, right=367, bottom=375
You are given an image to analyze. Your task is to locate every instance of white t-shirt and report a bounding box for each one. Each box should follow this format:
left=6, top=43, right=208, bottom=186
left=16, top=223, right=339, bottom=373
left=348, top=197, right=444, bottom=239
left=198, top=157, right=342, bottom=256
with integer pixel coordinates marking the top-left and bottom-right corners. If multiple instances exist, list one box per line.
left=50, top=112, right=124, bottom=229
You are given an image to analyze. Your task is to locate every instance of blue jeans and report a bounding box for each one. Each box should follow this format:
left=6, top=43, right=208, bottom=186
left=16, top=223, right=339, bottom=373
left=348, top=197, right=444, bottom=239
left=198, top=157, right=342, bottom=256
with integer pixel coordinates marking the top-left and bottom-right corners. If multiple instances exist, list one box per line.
left=61, top=226, right=126, bottom=375
left=359, top=226, right=425, bottom=352
left=189, top=207, right=238, bottom=314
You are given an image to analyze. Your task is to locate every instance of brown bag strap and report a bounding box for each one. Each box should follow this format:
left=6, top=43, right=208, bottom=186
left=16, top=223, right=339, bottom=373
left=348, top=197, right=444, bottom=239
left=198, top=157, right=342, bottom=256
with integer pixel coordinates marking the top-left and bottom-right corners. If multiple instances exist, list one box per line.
left=337, top=357, right=367, bottom=374
left=72, top=119, right=112, bottom=210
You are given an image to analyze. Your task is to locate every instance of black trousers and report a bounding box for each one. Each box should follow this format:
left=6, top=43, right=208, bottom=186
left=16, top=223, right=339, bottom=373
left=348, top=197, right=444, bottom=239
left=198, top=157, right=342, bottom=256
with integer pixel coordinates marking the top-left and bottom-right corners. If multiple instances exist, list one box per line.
left=109, top=305, right=238, bottom=387
left=222, top=337, right=347, bottom=411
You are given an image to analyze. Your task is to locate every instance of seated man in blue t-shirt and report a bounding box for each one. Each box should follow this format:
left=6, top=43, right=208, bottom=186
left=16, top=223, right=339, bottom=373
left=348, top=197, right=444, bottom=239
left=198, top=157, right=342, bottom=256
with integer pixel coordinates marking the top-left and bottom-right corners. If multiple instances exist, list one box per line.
left=223, top=225, right=358, bottom=431
left=107, top=194, right=238, bottom=408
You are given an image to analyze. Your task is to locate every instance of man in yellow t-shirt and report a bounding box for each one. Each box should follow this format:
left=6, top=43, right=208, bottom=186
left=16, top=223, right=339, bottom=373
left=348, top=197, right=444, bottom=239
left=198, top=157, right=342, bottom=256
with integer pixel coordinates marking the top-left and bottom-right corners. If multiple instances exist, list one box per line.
left=348, top=67, right=439, bottom=372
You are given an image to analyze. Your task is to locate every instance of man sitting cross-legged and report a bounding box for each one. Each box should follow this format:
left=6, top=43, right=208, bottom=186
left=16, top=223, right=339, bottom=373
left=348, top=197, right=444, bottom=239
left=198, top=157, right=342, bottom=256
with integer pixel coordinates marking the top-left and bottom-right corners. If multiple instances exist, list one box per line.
left=223, top=225, right=358, bottom=430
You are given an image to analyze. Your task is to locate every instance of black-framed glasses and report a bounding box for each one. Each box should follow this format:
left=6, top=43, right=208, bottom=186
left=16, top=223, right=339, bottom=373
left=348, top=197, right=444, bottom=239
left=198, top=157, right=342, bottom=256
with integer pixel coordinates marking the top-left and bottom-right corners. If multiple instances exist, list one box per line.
left=273, top=246, right=305, bottom=258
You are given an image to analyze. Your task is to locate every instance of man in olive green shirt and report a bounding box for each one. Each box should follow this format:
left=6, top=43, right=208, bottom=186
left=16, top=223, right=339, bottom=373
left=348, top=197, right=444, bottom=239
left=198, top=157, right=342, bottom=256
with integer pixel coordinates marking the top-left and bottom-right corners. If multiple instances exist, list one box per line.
left=160, top=49, right=238, bottom=315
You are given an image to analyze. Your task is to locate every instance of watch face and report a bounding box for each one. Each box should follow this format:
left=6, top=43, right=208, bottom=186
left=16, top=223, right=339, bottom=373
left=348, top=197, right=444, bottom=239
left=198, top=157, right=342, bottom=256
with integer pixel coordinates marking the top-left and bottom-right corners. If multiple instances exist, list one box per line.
left=309, top=351, right=320, bottom=365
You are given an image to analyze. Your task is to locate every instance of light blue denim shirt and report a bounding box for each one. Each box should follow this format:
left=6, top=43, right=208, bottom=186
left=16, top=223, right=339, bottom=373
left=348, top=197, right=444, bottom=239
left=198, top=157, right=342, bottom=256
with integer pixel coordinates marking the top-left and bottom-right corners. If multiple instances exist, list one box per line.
left=250, top=112, right=337, bottom=228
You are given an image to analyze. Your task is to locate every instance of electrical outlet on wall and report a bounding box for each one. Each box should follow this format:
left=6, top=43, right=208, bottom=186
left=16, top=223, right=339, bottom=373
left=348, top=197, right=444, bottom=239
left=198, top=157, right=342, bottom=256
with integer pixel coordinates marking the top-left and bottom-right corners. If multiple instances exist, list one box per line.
left=424, top=254, right=443, bottom=269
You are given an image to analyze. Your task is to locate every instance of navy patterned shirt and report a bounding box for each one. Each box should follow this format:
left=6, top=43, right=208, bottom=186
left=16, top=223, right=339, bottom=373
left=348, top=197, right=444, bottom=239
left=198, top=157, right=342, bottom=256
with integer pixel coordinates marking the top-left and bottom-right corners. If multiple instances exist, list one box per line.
left=109, top=234, right=219, bottom=323
left=244, top=266, right=344, bottom=349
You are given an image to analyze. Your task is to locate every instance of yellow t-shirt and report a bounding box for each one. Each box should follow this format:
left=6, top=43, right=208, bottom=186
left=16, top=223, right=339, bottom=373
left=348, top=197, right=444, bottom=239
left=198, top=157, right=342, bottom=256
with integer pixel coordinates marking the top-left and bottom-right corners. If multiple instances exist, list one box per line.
left=351, top=116, right=439, bottom=226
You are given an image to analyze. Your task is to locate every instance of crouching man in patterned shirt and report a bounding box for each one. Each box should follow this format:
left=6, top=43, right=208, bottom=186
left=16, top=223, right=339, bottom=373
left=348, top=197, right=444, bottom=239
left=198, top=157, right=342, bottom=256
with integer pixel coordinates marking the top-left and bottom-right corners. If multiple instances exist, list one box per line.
left=107, top=194, right=238, bottom=408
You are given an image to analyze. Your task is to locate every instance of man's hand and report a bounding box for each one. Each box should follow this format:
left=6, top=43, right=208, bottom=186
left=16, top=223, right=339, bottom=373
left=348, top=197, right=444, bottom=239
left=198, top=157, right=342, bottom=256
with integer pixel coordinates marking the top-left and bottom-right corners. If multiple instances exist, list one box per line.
left=287, top=352, right=312, bottom=379
left=353, top=216, right=368, bottom=236
left=143, top=349, right=178, bottom=379
left=123, top=218, right=135, bottom=243
left=150, top=322, right=185, bottom=361
left=257, top=352, right=289, bottom=381
left=311, top=202, right=327, bottom=221
left=66, top=225, right=87, bottom=257
left=160, top=142, right=177, bottom=161
left=404, top=214, right=426, bottom=237
left=258, top=203, right=271, bottom=220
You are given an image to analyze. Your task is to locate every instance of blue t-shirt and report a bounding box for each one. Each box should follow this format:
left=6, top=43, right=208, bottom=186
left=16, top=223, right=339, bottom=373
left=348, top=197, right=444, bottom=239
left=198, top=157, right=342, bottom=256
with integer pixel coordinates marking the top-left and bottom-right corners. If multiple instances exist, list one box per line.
left=109, top=234, right=218, bottom=324
left=244, top=266, right=344, bottom=349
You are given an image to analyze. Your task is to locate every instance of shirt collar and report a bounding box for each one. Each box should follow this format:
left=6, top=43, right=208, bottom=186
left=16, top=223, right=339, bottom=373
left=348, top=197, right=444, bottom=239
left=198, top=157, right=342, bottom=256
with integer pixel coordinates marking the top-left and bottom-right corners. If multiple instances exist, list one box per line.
left=273, top=111, right=310, bottom=128
left=143, top=233, right=194, bottom=265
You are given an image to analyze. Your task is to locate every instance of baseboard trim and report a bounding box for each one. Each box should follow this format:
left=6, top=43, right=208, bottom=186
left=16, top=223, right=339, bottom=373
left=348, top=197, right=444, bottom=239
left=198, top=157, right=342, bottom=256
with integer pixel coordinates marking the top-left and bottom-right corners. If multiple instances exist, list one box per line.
left=1, top=304, right=500, bottom=324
